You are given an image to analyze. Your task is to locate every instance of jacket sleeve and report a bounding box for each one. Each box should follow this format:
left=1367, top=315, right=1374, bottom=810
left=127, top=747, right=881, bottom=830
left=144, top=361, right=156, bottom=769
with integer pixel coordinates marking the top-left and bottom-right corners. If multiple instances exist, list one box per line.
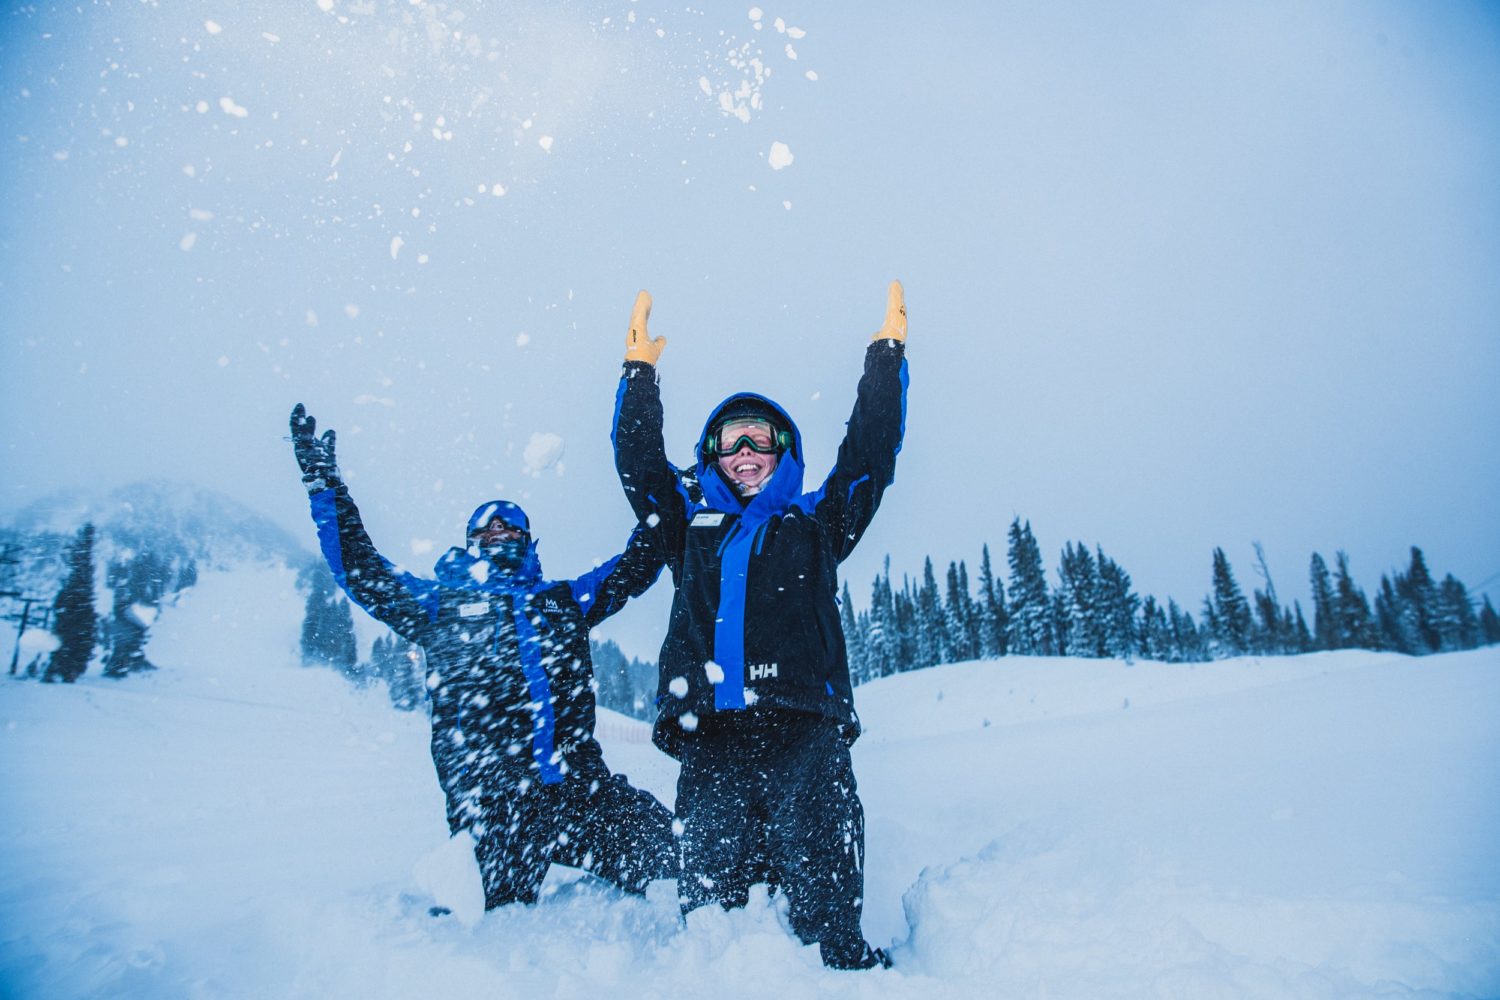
left=612, top=361, right=689, bottom=565
left=308, top=484, right=437, bottom=642
left=568, top=523, right=665, bottom=630
left=811, top=339, right=908, bottom=561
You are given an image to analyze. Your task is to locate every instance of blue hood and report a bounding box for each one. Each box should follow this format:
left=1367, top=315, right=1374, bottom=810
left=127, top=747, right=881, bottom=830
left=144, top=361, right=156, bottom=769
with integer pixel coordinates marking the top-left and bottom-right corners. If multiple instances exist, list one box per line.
left=695, top=392, right=805, bottom=519
left=435, top=499, right=543, bottom=591
left=466, top=499, right=530, bottom=536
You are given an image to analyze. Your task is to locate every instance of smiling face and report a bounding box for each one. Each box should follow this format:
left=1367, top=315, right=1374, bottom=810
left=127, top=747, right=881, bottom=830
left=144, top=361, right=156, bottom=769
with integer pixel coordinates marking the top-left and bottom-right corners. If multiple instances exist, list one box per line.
left=717, top=442, right=780, bottom=495
left=707, top=411, right=788, bottom=497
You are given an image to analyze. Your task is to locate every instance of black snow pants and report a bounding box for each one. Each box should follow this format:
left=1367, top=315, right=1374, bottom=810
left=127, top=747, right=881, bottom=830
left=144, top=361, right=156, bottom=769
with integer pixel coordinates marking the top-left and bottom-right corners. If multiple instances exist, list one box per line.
left=675, top=709, right=878, bottom=968
left=468, top=741, right=676, bottom=909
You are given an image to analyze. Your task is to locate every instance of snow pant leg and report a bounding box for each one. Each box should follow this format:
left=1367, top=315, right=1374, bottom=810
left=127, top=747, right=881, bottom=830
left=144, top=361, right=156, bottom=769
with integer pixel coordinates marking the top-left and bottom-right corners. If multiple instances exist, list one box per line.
left=470, top=785, right=557, bottom=909
left=764, top=716, right=872, bottom=968
left=548, top=752, right=677, bottom=895
left=675, top=731, right=760, bottom=913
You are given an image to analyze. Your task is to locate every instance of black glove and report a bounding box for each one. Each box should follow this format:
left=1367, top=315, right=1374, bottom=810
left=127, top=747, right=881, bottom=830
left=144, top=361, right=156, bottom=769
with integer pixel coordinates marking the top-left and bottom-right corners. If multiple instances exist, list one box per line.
left=290, top=403, right=341, bottom=494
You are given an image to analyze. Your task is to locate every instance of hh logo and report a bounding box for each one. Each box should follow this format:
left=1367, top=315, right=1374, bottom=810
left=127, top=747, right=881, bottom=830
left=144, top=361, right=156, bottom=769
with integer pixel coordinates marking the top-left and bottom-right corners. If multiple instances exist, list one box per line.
left=543, top=598, right=561, bottom=613
left=748, top=663, right=778, bottom=681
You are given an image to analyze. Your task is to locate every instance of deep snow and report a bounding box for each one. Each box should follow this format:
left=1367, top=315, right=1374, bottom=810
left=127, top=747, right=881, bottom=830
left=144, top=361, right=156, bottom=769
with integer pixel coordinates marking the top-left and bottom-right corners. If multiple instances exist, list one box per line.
left=1, top=566, right=1497, bottom=999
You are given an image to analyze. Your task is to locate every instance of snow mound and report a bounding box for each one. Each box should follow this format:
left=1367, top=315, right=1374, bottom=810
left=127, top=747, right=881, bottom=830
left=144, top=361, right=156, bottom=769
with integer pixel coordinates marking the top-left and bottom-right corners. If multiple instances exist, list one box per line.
left=0, top=560, right=1496, bottom=999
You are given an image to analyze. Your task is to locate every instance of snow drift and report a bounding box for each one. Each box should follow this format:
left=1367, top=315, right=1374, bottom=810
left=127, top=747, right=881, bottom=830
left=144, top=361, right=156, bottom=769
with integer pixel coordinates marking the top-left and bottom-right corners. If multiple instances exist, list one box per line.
left=1, top=566, right=1496, bottom=999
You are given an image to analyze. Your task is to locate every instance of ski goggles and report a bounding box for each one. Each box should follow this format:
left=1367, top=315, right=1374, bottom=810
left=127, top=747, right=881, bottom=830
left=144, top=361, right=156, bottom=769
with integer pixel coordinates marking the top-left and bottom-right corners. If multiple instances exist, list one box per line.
left=470, top=520, right=527, bottom=545
left=706, top=418, right=790, bottom=457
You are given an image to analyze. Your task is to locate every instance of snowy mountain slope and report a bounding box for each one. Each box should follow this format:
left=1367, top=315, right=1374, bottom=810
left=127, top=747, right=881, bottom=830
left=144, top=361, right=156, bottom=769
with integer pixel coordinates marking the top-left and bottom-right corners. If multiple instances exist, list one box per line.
left=1, top=567, right=1496, bottom=999
left=5, top=480, right=313, bottom=572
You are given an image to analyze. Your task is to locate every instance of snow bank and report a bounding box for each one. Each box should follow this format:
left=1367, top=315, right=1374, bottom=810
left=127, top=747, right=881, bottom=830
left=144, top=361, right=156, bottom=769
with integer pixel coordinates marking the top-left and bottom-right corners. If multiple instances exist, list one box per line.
left=0, top=567, right=1496, bottom=998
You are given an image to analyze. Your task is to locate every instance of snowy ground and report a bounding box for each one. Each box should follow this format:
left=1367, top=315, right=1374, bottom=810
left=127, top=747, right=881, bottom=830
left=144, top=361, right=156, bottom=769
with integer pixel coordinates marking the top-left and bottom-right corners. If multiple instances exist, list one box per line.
left=2, top=568, right=1497, bottom=999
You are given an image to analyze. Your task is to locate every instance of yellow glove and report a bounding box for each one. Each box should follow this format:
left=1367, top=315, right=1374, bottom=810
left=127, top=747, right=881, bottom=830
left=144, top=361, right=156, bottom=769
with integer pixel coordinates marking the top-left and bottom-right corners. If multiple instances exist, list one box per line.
left=872, top=280, right=906, bottom=343
left=624, top=290, right=667, bottom=365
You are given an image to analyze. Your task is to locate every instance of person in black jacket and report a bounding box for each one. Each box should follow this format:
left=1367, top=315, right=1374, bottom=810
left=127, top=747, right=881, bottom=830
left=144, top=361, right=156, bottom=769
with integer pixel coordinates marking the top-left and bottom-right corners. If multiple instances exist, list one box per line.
left=289, top=404, right=675, bottom=910
left=610, top=283, right=908, bottom=970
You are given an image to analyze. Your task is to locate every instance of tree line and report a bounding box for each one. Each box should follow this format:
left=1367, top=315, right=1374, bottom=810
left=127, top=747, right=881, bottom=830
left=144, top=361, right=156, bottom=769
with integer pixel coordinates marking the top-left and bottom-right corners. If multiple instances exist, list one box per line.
left=839, top=518, right=1500, bottom=683
left=2, top=523, right=198, bottom=683
left=10, top=519, right=1497, bottom=707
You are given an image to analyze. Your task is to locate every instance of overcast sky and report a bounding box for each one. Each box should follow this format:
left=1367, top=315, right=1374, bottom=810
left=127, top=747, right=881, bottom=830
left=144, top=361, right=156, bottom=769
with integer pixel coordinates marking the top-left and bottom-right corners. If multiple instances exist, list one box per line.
left=3, top=0, right=1497, bottom=659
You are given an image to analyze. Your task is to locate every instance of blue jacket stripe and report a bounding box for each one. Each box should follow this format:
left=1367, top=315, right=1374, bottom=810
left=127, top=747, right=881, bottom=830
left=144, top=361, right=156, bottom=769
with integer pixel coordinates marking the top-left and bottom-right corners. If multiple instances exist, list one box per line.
left=846, top=473, right=871, bottom=504
left=713, top=527, right=754, bottom=710
left=309, top=489, right=348, bottom=589
left=569, top=553, right=622, bottom=616
left=610, top=376, right=629, bottom=452
left=894, top=356, right=910, bottom=464
left=311, top=488, right=440, bottom=621
left=513, top=607, right=563, bottom=785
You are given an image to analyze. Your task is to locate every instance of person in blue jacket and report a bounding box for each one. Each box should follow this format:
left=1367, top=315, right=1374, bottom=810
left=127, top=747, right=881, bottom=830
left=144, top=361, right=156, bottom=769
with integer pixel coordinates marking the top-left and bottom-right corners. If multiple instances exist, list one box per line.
left=610, top=283, right=908, bottom=969
left=289, top=404, right=674, bottom=910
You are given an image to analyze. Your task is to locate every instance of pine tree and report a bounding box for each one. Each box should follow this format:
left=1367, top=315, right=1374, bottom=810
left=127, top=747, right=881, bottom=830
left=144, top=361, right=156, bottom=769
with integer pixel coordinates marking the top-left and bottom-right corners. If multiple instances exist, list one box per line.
left=1373, top=573, right=1415, bottom=653
left=591, top=638, right=629, bottom=713
left=1056, top=542, right=1101, bottom=657
left=865, top=560, right=897, bottom=679
left=1208, top=548, right=1253, bottom=656
left=45, top=524, right=98, bottom=683
left=1250, top=543, right=1285, bottom=654
left=1331, top=551, right=1375, bottom=650
left=300, top=563, right=358, bottom=674
left=958, top=561, right=981, bottom=658
left=1006, top=519, right=1052, bottom=656
left=1096, top=548, right=1138, bottom=660
left=1332, top=552, right=1372, bottom=648
left=943, top=560, right=978, bottom=662
left=1289, top=601, right=1313, bottom=652
left=840, top=581, right=868, bottom=683
left=894, top=575, right=920, bottom=670
left=1138, top=596, right=1172, bottom=661
left=625, top=652, right=658, bottom=719
left=1309, top=552, right=1337, bottom=651
left=1434, top=574, right=1479, bottom=651
left=1168, top=599, right=1206, bottom=662
left=102, top=550, right=172, bottom=678
left=1478, top=595, right=1500, bottom=646
left=975, top=543, right=1007, bottom=657
left=1394, top=547, right=1440, bottom=653
left=916, top=557, right=945, bottom=667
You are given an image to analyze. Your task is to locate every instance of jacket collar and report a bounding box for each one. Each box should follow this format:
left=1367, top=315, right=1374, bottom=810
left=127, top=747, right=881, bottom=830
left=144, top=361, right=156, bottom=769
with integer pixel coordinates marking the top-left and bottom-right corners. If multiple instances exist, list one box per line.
left=432, top=542, right=544, bottom=594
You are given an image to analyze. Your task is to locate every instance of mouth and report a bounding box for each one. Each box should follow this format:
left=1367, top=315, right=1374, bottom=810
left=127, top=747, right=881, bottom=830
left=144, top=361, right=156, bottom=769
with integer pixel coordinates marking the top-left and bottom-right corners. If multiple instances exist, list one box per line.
left=733, top=462, right=760, bottom=475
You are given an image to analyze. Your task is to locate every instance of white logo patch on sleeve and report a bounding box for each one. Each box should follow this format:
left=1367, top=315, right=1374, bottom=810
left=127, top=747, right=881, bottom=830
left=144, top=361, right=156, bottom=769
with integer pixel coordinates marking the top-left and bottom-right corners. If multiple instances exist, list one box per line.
left=691, top=511, right=726, bottom=528
left=458, top=601, right=490, bottom=618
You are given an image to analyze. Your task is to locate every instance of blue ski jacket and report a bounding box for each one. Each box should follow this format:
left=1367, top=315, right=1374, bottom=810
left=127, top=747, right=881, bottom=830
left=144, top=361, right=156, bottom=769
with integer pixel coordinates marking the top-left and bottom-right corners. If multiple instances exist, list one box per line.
left=307, top=487, right=663, bottom=830
left=612, top=339, right=907, bottom=758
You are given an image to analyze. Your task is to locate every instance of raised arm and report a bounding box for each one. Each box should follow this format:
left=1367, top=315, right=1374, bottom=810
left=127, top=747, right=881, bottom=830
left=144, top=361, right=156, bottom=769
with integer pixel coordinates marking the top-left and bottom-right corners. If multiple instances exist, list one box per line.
left=568, top=522, right=665, bottom=630
left=612, top=291, right=689, bottom=543
left=290, top=404, right=436, bottom=640
left=810, top=281, right=909, bottom=560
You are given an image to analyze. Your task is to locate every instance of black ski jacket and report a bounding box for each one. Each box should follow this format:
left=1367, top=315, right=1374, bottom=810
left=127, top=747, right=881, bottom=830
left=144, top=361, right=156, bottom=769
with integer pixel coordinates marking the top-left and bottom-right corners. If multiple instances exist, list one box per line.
left=612, top=340, right=907, bottom=758
left=307, top=486, right=663, bottom=826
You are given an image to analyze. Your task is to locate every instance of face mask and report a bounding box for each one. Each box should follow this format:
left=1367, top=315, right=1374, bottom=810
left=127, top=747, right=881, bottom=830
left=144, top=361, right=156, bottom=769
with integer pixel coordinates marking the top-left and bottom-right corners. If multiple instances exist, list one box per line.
left=480, top=537, right=529, bottom=572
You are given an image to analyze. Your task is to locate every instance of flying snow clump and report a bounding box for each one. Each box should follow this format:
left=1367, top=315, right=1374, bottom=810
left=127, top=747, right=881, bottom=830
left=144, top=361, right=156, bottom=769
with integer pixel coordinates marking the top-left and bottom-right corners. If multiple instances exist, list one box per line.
left=522, top=432, right=565, bottom=477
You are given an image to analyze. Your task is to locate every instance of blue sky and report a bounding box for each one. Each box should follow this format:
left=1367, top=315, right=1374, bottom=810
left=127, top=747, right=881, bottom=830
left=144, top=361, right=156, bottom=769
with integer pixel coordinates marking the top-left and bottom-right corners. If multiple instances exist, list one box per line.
left=2, top=0, right=1497, bottom=657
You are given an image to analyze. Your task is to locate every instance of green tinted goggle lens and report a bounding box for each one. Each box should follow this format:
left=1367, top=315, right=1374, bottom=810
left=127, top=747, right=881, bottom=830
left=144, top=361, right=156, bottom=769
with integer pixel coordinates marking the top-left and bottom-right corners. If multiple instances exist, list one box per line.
left=707, top=420, right=786, bottom=456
